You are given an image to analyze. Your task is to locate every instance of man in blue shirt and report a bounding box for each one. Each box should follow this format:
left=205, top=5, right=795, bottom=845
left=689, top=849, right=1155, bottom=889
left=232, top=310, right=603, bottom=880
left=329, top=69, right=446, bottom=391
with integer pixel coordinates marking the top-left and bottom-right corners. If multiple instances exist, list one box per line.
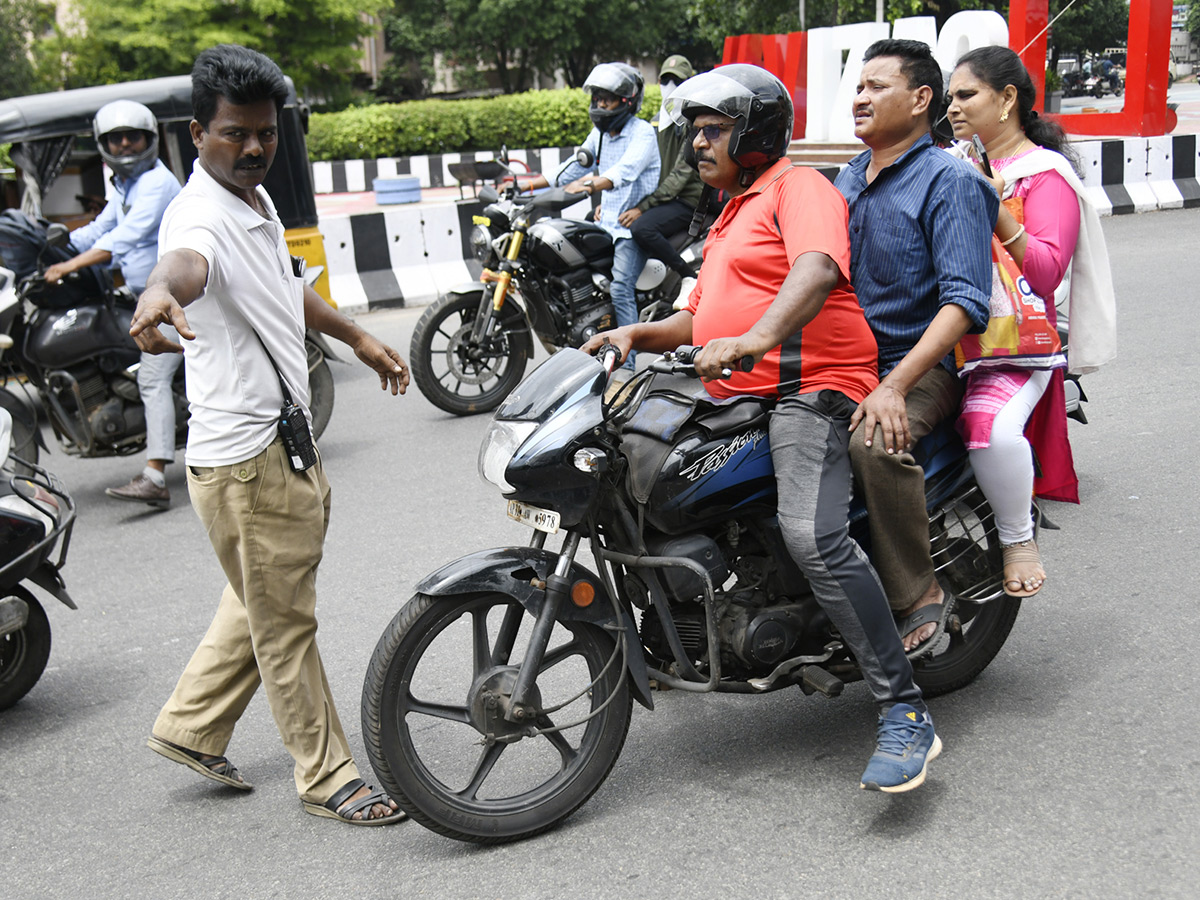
left=527, top=63, right=659, bottom=363
left=45, top=101, right=183, bottom=508
left=834, top=40, right=997, bottom=652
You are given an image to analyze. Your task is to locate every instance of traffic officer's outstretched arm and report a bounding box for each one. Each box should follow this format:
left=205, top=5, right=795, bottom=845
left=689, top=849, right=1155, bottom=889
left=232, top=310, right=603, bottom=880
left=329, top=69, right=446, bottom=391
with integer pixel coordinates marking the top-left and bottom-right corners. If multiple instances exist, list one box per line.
left=303, top=286, right=409, bottom=395
left=129, top=248, right=207, bottom=354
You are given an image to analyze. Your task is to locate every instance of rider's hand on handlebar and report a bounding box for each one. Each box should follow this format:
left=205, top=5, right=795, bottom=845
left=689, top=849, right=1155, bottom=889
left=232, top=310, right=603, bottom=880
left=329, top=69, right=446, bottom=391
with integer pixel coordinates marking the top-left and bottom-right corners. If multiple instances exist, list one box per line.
left=43, top=262, right=72, bottom=285
left=693, top=337, right=760, bottom=382
left=580, top=329, right=634, bottom=369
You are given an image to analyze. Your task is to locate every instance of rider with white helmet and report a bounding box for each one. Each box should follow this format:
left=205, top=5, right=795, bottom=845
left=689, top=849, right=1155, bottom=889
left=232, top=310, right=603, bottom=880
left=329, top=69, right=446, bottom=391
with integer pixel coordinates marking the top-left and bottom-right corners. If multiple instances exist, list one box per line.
left=45, top=99, right=183, bottom=508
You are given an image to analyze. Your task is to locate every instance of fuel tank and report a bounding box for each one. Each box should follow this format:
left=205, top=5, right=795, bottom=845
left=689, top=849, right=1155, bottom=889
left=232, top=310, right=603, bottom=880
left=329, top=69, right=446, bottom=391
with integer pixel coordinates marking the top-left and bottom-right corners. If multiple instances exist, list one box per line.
left=639, top=398, right=778, bottom=535
left=525, top=218, right=613, bottom=275
left=24, top=304, right=140, bottom=370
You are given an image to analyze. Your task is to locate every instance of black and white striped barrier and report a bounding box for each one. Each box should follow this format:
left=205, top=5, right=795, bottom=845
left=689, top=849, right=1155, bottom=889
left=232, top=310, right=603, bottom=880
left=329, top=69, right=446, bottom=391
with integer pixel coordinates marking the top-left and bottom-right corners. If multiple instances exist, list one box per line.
left=319, top=137, right=1200, bottom=315
left=312, top=146, right=579, bottom=195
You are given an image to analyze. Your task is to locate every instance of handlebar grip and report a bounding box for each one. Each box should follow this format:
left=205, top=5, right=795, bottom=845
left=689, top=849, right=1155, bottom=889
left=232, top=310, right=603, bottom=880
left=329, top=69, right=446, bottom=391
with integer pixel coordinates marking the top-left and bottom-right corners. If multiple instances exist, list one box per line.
left=736, top=355, right=755, bottom=372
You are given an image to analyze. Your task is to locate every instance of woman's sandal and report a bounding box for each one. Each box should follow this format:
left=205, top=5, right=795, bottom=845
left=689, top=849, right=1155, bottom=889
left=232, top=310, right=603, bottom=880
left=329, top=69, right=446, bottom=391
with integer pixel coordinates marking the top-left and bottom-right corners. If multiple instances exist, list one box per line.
left=147, top=735, right=253, bottom=791
left=1002, top=539, right=1045, bottom=598
left=302, top=778, right=407, bottom=826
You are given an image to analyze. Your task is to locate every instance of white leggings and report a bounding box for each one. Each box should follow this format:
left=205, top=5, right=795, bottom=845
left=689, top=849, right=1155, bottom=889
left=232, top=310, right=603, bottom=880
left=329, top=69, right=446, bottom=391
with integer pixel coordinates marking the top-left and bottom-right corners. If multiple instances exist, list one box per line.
left=968, top=369, right=1053, bottom=546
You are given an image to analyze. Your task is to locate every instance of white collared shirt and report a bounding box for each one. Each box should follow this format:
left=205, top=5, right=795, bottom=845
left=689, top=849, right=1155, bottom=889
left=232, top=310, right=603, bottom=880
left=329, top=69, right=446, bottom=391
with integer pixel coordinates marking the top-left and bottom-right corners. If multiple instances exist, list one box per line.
left=158, top=161, right=310, bottom=466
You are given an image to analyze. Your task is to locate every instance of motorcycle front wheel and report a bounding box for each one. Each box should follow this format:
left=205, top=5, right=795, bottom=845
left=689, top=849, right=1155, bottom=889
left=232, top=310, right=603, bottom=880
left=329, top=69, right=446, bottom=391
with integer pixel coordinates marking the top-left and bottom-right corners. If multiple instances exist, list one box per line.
left=409, top=291, right=531, bottom=416
left=0, top=587, right=51, bottom=710
left=362, top=591, right=633, bottom=843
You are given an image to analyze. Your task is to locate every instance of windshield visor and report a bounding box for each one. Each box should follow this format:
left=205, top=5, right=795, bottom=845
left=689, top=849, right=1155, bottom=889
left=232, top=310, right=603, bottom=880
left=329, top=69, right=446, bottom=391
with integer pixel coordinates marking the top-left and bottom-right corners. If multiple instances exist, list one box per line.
left=664, top=70, right=757, bottom=127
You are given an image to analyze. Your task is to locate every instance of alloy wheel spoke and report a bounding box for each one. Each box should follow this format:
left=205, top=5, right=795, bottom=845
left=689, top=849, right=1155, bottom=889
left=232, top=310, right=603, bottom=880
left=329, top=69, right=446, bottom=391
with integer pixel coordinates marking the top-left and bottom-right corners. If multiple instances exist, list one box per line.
left=471, top=609, right=490, bottom=676
left=457, top=741, right=506, bottom=800
left=491, top=603, right=524, bottom=667
left=537, top=716, right=579, bottom=767
left=539, top=639, right=582, bottom=674
left=406, top=695, right=472, bottom=724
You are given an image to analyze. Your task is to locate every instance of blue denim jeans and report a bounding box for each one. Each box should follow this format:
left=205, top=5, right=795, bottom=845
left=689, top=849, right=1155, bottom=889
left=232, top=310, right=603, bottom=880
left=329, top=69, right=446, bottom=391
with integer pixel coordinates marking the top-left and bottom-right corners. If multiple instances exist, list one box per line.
left=611, top=237, right=646, bottom=369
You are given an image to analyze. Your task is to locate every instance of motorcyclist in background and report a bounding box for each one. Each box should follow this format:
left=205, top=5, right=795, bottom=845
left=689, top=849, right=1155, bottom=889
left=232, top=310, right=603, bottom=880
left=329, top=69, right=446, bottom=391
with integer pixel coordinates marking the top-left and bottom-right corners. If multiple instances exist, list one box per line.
left=43, top=100, right=182, bottom=509
left=619, top=54, right=705, bottom=301
left=523, top=62, right=659, bottom=369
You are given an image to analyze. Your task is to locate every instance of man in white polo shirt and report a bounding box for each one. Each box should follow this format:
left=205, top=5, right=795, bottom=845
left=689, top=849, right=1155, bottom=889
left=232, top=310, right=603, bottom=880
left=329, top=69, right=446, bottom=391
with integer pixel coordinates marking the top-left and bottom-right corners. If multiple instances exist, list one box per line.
left=131, top=44, right=408, bottom=826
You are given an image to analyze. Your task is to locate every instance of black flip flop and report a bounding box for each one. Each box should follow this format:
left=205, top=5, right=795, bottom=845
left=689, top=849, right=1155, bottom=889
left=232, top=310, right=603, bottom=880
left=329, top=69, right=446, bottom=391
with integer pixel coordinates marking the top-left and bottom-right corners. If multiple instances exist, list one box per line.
left=896, top=594, right=956, bottom=658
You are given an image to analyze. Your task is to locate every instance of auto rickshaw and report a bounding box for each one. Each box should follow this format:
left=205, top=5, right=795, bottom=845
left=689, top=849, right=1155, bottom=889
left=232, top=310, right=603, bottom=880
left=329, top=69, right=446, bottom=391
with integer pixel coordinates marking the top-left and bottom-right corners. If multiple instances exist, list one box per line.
left=0, top=73, right=334, bottom=303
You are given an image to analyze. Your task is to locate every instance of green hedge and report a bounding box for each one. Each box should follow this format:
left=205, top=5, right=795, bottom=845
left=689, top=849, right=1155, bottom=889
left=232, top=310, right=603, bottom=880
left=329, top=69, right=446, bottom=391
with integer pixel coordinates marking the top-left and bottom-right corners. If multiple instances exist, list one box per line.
left=308, top=86, right=663, bottom=162
left=0, top=144, right=11, bottom=170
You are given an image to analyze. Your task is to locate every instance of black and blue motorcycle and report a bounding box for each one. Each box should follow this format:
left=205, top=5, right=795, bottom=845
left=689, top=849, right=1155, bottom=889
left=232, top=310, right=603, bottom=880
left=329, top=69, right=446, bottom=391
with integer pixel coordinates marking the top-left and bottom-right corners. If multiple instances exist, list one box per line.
left=362, top=346, right=1027, bottom=843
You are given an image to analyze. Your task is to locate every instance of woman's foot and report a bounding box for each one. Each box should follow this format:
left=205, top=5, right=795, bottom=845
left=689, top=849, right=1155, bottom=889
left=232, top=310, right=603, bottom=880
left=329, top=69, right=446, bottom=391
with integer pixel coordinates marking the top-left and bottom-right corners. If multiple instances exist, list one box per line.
left=1002, top=539, right=1045, bottom=597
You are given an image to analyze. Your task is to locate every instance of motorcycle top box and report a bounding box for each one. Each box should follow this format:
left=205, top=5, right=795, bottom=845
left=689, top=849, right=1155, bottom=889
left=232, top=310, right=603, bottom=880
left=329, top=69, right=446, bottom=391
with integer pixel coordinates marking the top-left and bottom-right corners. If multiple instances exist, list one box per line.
left=524, top=219, right=614, bottom=275
left=24, top=304, right=140, bottom=371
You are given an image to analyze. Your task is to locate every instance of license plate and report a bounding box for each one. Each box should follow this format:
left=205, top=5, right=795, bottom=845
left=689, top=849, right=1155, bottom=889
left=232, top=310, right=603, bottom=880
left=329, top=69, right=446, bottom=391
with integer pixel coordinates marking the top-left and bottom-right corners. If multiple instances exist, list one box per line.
left=506, top=500, right=560, bottom=534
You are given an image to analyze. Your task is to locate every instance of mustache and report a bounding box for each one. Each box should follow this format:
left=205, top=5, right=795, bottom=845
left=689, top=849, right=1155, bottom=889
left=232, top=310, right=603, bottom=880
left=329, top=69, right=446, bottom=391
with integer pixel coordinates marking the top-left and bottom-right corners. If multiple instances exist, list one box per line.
left=235, top=157, right=266, bottom=170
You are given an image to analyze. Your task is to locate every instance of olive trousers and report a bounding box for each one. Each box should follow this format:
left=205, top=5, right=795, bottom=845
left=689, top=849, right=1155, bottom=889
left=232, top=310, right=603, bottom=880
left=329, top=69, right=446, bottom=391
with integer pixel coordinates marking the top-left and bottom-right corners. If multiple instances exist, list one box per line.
left=152, top=440, right=358, bottom=804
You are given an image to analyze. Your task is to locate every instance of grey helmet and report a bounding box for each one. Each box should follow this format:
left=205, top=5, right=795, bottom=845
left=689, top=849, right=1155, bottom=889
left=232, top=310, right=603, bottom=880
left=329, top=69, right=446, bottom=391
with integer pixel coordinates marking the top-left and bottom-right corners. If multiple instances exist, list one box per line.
left=664, top=64, right=794, bottom=170
left=582, top=62, right=644, bottom=133
left=93, top=100, right=159, bottom=179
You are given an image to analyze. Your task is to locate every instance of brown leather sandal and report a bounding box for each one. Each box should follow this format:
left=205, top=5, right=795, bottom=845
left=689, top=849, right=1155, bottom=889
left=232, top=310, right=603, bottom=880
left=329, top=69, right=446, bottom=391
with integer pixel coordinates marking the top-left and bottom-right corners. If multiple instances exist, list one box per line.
left=1002, top=539, right=1045, bottom=598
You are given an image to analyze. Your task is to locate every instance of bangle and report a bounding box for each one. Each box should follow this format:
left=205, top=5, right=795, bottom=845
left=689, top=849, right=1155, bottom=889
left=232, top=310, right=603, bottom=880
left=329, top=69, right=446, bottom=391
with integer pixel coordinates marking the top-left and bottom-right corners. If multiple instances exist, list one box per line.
left=1000, top=224, right=1025, bottom=247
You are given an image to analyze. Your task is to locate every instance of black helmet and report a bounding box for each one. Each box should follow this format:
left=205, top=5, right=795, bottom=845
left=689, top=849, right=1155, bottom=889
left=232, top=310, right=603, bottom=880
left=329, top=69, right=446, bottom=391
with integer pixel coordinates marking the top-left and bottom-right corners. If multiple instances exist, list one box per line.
left=93, top=100, right=160, bottom=179
left=582, top=62, right=644, bottom=133
left=664, top=64, right=793, bottom=170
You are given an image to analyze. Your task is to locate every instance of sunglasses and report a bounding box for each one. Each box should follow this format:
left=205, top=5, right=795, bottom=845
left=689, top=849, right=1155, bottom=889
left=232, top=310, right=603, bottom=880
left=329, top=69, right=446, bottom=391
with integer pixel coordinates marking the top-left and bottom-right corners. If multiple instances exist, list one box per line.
left=696, top=123, right=734, bottom=141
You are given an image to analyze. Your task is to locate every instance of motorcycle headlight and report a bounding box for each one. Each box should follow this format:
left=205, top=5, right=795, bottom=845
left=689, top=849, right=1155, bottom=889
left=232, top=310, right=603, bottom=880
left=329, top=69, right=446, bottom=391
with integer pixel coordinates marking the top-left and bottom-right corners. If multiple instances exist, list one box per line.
left=478, top=419, right=538, bottom=493
left=470, top=224, right=493, bottom=263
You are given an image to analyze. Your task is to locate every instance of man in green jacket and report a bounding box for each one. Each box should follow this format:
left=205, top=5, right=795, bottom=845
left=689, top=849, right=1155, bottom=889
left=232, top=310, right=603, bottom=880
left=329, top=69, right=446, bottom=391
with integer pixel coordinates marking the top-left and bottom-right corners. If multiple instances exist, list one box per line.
left=618, top=54, right=705, bottom=291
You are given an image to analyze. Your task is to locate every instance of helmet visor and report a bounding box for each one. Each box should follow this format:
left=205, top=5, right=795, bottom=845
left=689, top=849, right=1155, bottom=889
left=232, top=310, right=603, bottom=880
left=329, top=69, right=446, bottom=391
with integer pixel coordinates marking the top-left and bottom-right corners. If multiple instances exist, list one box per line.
left=664, top=71, right=758, bottom=126
left=582, top=63, right=637, bottom=99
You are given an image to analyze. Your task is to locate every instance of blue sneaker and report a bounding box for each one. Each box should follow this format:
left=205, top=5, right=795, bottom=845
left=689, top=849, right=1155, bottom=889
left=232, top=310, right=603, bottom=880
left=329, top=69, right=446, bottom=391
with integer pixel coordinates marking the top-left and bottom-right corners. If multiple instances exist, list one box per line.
left=859, top=703, right=942, bottom=793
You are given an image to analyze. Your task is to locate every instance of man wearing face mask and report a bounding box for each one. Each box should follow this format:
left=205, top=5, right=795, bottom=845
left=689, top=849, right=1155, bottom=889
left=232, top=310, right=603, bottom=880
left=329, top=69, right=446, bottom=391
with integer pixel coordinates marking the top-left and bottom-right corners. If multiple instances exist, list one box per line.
left=43, top=101, right=183, bottom=508
left=618, top=55, right=705, bottom=297
left=524, top=62, right=659, bottom=363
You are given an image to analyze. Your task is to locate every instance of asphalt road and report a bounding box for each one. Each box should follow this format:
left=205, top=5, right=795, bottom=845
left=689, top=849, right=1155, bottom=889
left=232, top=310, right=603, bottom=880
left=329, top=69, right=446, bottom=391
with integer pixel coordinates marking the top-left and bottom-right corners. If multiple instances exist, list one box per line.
left=2, top=207, right=1198, bottom=899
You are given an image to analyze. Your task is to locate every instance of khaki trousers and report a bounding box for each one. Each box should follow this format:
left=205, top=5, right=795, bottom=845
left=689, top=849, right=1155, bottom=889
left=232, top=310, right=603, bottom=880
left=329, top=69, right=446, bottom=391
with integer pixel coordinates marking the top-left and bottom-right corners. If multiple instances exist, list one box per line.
left=849, top=366, right=963, bottom=612
left=152, top=440, right=358, bottom=804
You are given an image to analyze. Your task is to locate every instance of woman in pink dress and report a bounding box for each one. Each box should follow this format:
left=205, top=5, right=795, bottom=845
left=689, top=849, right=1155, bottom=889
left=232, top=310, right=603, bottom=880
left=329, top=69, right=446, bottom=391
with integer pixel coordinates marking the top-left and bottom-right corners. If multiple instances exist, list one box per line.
left=946, top=46, right=1116, bottom=598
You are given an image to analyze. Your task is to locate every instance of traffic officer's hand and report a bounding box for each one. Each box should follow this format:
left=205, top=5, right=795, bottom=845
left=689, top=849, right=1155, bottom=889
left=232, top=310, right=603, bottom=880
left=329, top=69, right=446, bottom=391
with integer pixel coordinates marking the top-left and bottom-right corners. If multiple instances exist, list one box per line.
left=353, top=333, right=409, bottom=395
left=129, top=285, right=193, bottom=354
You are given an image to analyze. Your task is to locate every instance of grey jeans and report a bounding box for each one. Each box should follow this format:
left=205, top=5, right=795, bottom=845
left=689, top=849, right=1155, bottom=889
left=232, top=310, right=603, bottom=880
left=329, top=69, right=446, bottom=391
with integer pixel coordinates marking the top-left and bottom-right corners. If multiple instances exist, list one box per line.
left=770, top=391, right=924, bottom=713
left=137, top=320, right=183, bottom=463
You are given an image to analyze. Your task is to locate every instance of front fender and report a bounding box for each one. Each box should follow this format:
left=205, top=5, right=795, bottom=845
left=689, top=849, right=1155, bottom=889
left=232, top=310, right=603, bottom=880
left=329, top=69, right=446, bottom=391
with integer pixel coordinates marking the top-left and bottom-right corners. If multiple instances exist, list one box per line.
left=415, top=547, right=653, bottom=709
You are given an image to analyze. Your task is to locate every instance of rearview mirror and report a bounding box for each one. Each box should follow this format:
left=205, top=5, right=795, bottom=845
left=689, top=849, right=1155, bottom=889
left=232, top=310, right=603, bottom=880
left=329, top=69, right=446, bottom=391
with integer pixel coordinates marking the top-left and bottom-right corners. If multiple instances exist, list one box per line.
left=575, top=148, right=595, bottom=169
left=45, top=223, right=70, bottom=249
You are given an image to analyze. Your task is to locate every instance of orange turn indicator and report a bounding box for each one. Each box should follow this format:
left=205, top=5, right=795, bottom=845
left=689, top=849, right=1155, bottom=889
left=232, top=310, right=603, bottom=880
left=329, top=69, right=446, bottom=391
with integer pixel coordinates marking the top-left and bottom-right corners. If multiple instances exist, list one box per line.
left=571, top=581, right=595, bottom=608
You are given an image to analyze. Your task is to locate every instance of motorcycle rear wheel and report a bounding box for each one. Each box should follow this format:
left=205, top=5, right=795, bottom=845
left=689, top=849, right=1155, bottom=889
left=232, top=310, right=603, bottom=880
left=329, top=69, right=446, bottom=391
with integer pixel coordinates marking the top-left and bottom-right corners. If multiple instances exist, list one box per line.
left=0, top=587, right=51, bottom=710
left=410, top=291, right=531, bottom=416
left=362, top=591, right=633, bottom=843
left=912, top=595, right=1021, bottom=698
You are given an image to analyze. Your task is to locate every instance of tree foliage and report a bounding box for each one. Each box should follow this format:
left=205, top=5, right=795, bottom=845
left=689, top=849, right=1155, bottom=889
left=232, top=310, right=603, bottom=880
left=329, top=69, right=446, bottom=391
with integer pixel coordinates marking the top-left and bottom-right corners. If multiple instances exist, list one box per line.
left=0, top=0, right=55, bottom=100
left=34, top=0, right=384, bottom=102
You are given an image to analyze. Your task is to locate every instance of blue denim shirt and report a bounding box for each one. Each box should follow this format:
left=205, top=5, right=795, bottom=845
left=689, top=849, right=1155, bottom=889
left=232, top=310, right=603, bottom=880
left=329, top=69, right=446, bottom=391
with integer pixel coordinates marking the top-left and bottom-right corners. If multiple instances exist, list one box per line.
left=555, top=117, right=659, bottom=241
left=835, top=134, right=997, bottom=376
left=69, top=160, right=182, bottom=291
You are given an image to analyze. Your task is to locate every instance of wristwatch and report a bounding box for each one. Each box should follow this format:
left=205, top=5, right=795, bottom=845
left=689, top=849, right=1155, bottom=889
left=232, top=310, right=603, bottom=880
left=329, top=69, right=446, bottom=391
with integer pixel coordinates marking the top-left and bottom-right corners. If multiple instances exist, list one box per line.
left=583, top=179, right=595, bottom=194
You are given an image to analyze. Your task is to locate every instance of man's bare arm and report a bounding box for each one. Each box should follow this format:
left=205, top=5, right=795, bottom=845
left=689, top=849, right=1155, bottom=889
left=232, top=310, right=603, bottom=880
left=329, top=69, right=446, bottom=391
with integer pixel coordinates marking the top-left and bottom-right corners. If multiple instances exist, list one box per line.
left=129, top=249, right=209, bottom=353
left=303, top=287, right=409, bottom=395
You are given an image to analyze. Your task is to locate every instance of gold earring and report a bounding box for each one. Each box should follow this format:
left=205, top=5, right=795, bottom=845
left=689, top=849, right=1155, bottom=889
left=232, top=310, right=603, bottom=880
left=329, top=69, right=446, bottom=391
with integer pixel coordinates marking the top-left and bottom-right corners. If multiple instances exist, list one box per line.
left=1000, top=108, right=1009, bottom=123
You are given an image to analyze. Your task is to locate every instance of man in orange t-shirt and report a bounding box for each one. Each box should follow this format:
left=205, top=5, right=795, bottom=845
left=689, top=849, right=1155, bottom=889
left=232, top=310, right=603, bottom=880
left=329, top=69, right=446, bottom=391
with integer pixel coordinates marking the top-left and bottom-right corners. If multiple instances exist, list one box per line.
left=582, top=65, right=939, bottom=794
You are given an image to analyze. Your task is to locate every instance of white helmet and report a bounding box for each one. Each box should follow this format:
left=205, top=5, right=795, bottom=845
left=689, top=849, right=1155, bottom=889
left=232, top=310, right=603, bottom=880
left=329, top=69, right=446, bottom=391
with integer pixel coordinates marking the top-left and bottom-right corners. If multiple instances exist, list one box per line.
left=93, top=100, right=159, bottom=179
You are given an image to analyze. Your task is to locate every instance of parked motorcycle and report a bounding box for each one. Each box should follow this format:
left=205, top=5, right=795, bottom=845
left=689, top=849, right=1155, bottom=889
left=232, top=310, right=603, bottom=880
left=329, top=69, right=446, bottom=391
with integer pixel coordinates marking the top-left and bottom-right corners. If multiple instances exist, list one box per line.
left=362, top=345, right=1040, bottom=843
left=0, top=407, right=76, bottom=710
left=0, top=218, right=337, bottom=468
left=409, top=153, right=708, bottom=416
